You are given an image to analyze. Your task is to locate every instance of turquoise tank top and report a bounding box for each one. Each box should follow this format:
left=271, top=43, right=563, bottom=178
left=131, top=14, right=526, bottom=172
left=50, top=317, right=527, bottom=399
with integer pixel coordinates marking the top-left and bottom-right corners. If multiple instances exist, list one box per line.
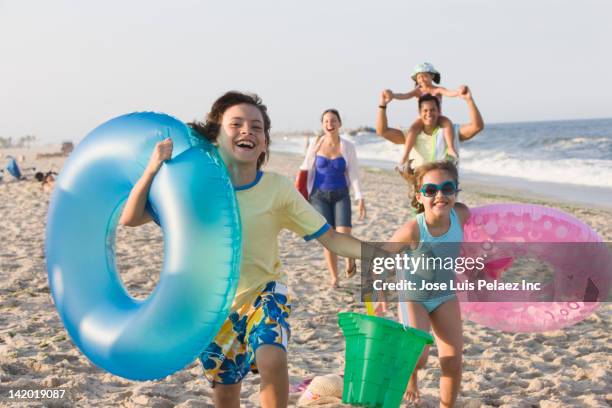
left=416, top=207, right=463, bottom=257
left=399, top=208, right=463, bottom=302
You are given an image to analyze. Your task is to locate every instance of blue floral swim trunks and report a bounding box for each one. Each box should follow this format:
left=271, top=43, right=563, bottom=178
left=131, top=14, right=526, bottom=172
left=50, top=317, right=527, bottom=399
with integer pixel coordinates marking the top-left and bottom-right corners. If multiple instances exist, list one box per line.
left=199, top=281, right=291, bottom=385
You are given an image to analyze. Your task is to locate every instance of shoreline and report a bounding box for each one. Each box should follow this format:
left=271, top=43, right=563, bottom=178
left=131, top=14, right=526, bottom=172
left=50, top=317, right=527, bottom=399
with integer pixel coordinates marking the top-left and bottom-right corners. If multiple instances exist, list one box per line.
left=6, top=141, right=612, bottom=212
left=274, top=150, right=612, bottom=215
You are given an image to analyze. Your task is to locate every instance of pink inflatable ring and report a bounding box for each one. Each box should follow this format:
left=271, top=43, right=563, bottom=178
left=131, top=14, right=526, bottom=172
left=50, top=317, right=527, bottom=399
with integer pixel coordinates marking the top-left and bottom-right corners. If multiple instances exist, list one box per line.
left=459, top=204, right=611, bottom=333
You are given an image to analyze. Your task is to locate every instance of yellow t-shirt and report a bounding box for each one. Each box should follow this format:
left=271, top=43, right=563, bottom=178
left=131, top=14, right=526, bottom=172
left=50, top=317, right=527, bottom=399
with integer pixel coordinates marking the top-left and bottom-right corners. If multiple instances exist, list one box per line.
left=231, top=171, right=328, bottom=311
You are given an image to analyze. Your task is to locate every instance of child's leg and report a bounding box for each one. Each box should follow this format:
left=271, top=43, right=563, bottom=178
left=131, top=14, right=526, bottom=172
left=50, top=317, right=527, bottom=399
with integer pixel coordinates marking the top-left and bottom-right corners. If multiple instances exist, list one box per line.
left=439, top=116, right=458, bottom=159
left=201, top=318, right=245, bottom=408
left=401, top=302, right=432, bottom=404
left=430, top=298, right=463, bottom=408
left=213, top=383, right=242, bottom=408
left=256, top=345, right=289, bottom=408
left=399, top=120, right=423, bottom=168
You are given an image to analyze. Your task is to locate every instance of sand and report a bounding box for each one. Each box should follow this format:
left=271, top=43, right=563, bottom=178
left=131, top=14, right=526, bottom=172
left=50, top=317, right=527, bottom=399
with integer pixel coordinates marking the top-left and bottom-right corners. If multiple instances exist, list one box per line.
left=0, top=148, right=610, bottom=407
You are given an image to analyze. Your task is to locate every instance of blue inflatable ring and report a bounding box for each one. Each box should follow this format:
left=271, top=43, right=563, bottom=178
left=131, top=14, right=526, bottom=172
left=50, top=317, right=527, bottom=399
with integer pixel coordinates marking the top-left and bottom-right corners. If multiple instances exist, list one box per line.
left=46, top=112, right=241, bottom=380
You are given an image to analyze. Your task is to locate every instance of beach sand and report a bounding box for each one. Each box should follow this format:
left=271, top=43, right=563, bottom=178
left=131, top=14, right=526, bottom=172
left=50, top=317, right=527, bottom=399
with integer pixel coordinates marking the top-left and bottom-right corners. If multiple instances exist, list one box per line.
left=1, top=148, right=610, bottom=407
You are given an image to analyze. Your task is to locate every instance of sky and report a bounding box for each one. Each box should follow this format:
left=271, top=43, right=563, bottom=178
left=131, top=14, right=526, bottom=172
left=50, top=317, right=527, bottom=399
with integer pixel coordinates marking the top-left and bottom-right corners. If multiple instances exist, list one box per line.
left=1, top=0, right=611, bottom=143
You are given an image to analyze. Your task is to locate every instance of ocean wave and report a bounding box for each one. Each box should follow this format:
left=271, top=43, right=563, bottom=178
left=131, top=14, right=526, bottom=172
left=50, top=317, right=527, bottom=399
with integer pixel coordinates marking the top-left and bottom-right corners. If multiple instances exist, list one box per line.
left=459, top=151, right=612, bottom=188
left=271, top=121, right=612, bottom=190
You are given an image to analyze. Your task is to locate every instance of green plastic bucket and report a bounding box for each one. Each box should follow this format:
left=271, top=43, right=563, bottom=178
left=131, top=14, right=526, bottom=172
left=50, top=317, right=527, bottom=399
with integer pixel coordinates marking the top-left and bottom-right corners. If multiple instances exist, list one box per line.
left=338, top=312, right=434, bottom=408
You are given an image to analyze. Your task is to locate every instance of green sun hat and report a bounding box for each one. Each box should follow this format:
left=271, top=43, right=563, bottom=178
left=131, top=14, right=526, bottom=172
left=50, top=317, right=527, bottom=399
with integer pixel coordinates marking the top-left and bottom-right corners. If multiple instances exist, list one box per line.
left=411, top=62, right=441, bottom=84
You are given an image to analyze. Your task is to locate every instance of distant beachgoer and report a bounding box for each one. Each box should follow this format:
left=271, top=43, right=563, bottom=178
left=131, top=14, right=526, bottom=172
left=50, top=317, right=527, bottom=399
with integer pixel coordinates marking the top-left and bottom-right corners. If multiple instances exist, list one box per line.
left=300, top=109, right=366, bottom=288
left=376, top=85, right=484, bottom=172
left=35, top=171, right=57, bottom=192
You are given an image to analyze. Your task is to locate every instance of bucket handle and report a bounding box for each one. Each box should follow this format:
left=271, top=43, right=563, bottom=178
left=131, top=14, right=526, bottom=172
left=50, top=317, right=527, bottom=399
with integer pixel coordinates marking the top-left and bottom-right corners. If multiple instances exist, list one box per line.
left=395, top=264, right=411, bottom=330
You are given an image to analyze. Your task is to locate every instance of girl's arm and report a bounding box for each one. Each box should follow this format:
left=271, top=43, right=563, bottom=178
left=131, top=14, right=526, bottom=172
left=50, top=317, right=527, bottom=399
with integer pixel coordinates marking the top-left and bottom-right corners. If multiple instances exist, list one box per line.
left=433, top=85, right=467, bottom=98
left=382, top=219, right=419, bottom=253
left=119, top=138, right=173, bottom=226
left=454, top=202, right=471, bottom=226
left=371, top=220, right=418, bottom=315
left=391, top=88, right=421, bottom=100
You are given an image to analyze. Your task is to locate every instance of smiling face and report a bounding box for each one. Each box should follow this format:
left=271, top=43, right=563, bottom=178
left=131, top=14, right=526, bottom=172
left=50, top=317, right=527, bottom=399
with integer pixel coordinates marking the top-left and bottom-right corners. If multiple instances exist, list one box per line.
left=418, top=100, right=440, bottom=128
left=216, top=103, right=268, bottom=168
left=415, top=72, right=434, bottom=88
left=417, top=169, right=457, bottom=216
left=322, top=111, right=341, bottom=136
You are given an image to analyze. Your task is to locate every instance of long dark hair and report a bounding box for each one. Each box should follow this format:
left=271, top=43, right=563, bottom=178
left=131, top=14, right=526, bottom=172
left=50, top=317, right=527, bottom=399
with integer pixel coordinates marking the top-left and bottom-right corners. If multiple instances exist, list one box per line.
left=321, top=108, right=342, bottom=124
left=189, top=91, right=271, bottom=169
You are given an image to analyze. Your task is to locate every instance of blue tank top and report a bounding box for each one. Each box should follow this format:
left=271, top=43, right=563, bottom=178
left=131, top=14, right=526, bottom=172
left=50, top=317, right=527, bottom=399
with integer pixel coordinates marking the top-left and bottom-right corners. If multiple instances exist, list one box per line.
left=416, top=208, right=463, bottom=257
left=313, top=155, right=347, bottom=191
left=399, top=208, right=463, bottom=302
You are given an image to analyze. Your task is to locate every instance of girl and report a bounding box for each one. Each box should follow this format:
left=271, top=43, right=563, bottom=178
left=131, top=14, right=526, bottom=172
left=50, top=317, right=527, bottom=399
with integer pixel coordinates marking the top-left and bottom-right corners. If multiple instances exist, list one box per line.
left=386, top=63, right=466, bottom=169
left=385, top=160, right=469, bottom=407
left=119, top=91, right=366, bottom=408
left=301, top=109, right=366, bottom=288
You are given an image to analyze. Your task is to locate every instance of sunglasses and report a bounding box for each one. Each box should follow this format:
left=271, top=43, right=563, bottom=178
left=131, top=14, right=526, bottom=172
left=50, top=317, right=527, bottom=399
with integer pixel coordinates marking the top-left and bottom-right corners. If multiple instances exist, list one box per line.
left=419, top=180, right=458, bottom=197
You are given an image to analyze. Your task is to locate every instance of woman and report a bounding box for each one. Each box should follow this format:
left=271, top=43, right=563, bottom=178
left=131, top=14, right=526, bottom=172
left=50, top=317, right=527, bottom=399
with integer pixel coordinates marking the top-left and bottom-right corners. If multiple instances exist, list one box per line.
left=300, top=109, right=366, bottom=288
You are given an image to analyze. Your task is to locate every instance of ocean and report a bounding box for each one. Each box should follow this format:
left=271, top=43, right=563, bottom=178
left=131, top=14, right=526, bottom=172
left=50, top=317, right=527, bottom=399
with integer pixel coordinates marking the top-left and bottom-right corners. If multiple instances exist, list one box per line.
left=270, top=118, right=612, bottom=208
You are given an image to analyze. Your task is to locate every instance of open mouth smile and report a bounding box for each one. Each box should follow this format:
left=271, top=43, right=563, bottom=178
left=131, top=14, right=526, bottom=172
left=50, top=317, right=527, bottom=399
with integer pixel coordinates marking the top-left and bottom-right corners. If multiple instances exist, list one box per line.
left=235, top=139, right=256, bottom=149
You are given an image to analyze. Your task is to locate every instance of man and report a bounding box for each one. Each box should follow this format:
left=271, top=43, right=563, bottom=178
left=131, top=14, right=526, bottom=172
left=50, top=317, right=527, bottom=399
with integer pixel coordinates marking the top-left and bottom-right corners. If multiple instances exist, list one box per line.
left=376, top=86, right=484, bottom=168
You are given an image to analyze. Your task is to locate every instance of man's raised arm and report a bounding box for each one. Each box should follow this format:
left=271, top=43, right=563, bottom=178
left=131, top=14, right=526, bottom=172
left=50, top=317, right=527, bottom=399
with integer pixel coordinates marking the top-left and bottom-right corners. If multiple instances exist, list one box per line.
left=458, top=86, right=484, bottom=142
left=376, top=90, right=406, bottom=145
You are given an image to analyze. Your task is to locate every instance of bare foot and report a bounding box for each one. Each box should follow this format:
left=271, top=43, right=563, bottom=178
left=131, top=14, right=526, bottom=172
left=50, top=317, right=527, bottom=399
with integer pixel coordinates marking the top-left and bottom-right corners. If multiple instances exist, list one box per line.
left=330, top=278, right=339, bottom=288
left=405, top=372, right=420, bottom=405
left=395, top=159, right=415, bottom=182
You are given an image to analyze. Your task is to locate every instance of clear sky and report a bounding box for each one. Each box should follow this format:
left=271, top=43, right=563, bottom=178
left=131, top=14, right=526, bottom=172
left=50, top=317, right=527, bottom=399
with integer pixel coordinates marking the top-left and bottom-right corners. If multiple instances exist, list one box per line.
left=1, top=0, right=611, bottom=143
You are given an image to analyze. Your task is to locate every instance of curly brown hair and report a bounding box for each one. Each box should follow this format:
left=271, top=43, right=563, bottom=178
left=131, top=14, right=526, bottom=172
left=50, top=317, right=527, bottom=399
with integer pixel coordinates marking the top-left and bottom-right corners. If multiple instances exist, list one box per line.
left=189, top=91, right=271, bottom=169
left=399, top=160, right=459, bottom=213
